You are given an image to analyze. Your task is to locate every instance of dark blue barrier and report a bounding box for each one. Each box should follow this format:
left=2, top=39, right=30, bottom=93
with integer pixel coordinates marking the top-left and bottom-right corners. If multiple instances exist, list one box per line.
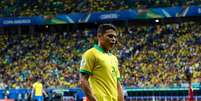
left=0, top=87, right=200, bottom=101
left=8, top=89, right=31, bottom=100
left=0, top=6, right=200, bottom=26
left=0, top=89, right=4, bottom=99
left=68, top=88, right=85, bottom=101
left=0, top=88, right=84, bottom=100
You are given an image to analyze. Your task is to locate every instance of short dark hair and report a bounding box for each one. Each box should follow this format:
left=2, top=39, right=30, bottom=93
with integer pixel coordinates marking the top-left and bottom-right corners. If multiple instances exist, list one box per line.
left=97, top=24, right=118, bottom=35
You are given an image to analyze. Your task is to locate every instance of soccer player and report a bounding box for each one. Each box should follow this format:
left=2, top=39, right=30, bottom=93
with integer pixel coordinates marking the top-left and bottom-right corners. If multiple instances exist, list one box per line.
left=32, top=77, right=47, bottom=101
left=79, top=24, right=124, bottom=101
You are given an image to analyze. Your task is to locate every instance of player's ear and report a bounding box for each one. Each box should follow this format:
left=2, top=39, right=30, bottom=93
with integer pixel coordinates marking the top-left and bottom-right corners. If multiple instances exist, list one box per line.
left=97, top=33, right=102, bottom=39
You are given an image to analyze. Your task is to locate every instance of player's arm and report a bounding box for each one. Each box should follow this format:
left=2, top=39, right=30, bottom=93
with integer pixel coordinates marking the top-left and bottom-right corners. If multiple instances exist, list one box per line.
left=42, top=89, right=48, bottom=97
left=31, top=87, right=34, bottom=98
left=117, top=80, right=124, bottom=101
left=79, top=73, right=97, bottom=101
left=116, top=58, right=124, bottom=101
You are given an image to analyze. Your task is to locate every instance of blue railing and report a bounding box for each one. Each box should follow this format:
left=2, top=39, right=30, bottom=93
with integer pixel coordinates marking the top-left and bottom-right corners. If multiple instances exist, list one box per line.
left=0, top=87, right=200, bottom=101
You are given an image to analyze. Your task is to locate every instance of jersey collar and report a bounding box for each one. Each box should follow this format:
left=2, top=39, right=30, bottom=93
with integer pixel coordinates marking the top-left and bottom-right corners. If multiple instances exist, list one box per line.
left=94, top=44, right=112, bottom=55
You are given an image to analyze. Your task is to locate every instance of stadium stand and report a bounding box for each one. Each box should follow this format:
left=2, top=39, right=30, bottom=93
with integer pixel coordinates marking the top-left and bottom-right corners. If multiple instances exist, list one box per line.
left=0, top=21, right=201, bottom=89
left=0, top=0, right=201, bottom=100
left=0, top=0, right=201, bottom=17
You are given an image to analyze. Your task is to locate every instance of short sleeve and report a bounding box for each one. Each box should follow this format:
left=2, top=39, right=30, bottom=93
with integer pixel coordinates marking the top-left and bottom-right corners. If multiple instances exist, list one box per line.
left=113, top=56, right=121, bottom=81
left=116, top=59, right=121, bottom=80
left=33, top=83, right=36, bottom=89
left=80, top=50, right=95, bottom=75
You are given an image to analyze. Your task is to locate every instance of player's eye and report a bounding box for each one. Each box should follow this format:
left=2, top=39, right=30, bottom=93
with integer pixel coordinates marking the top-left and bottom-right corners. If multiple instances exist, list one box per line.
left=108, top=35, right=116, bottom=38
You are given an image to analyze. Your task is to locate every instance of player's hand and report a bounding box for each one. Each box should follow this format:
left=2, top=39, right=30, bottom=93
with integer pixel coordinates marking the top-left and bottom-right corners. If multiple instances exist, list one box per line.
left=88, top=95, right=97, bottom=101
left=45, top=94, right=48, bottom=98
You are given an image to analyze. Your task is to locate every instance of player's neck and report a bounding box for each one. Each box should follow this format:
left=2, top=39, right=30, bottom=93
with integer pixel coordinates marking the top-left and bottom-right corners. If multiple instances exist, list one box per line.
left=98, top=43, right=110, bottom=53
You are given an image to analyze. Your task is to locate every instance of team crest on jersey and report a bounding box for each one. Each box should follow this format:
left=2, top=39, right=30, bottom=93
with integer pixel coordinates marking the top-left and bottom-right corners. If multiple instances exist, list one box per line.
left=112, top=66, right=116, bottom=77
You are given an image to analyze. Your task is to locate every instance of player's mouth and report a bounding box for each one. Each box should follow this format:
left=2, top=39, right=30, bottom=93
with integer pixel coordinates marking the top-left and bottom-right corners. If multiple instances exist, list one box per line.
left=110, top=41, right=115, bottom=44
left=109, top=41, right=116, bottom=46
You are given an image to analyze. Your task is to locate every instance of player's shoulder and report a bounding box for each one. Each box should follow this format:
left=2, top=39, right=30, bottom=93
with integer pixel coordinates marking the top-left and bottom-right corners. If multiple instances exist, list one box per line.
left=111, top=54, right=118, bottom=61
left=33, top=82, right=37, bottom=87
left=110, top=53, right=117, bottom=57
left=83, top=47, right=96, bottom=56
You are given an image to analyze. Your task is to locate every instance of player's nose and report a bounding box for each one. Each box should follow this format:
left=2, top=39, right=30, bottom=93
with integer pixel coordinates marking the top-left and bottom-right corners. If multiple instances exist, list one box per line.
left=111, top=37, right=116, bottom=43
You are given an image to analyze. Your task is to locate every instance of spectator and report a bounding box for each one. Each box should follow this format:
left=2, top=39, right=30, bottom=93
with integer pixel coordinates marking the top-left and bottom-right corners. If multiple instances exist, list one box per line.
left=0, top=0, right=201, bottom=17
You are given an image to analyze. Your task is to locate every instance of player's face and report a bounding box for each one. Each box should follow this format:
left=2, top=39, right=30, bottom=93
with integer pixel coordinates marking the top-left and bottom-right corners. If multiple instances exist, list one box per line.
left=99, top=29, right=117, bottom=51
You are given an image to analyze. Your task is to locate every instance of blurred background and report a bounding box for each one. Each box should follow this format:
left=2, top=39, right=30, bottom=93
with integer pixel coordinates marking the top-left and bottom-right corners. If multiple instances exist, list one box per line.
left=0, top=0, right=201, bottom=101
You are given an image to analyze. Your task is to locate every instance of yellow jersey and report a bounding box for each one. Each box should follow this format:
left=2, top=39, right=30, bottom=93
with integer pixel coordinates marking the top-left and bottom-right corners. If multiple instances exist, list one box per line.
left=33, top=82, right=43, bottom=96
left=80, top=45, right=120, bottom=101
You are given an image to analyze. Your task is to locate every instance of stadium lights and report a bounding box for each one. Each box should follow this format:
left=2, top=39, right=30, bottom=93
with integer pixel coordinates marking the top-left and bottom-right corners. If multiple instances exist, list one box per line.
left=155, top=19, right=159, bottom=23
left=45, top=25, right=49, bottom=28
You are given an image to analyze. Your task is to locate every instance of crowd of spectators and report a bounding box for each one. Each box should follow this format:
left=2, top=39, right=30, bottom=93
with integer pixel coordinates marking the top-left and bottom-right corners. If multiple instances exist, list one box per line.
left=120, top=22, right=201, bottom=88
left=0, top=0, right=201, bottom=17
left=0, top=21, right=201, bottom=89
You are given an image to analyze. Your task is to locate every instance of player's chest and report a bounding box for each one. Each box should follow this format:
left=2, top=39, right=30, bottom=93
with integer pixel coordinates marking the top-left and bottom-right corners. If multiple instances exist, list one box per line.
left=95, top=54, right=117, bottom=71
